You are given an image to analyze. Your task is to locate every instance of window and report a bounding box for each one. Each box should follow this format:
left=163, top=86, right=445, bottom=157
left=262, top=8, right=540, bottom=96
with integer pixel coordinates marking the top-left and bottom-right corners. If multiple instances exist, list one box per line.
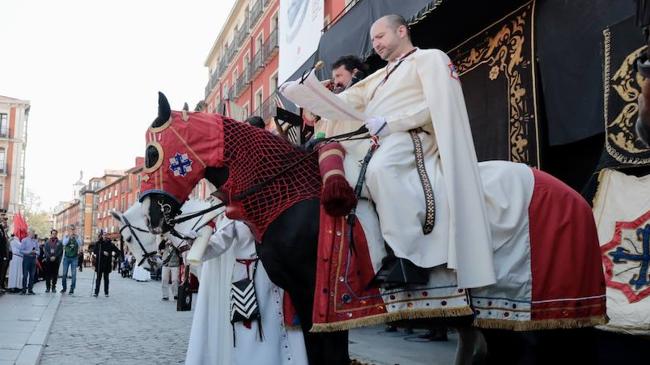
left=255, top=32, right=264, bottom=54
left=244, top=52, right=250, bottom=68
left=271, top=11, right=279, bottom=31
left=254, top=88, right=263, bottom=112
left=270, top=72, right=279, bottom=93
left=233, top=67, right=239, bottom=82
left=243, top=103, right=250, bottom=118
left=0, top=148, right=5, bottom=173
left=222, top=82, right=229, bottom=99
left=0, top=113, right=7, bottom=137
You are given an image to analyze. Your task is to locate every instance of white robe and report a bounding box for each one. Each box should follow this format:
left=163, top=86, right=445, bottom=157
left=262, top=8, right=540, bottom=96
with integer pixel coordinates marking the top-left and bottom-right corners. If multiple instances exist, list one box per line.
left=332, top=48, right=495, bottom=288
left=285, top=49, right=539, bottom=289
left=7, top=237, right=23, bottom=289
left=185, top=218, right=308, bottom=365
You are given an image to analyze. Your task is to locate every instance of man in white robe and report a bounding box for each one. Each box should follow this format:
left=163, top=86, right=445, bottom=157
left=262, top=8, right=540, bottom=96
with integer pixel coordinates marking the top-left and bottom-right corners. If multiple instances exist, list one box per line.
left=327, top=15, right=495, bottom=288
left=7, top=235, right=23, bottom=292
left=185, top=216, right=308, bottom=365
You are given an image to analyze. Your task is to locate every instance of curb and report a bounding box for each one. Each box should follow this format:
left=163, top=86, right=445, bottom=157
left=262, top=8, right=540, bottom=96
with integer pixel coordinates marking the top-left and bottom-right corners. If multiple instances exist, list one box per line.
left=14, top=294, right=62, bottom=365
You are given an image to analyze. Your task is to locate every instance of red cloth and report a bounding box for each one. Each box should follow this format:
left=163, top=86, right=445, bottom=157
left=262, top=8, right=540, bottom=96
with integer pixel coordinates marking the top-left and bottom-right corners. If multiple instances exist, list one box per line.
left=218, top=119, right=321, bottom=240
left=527, top=169, right=606, bottom=321
left=13, top=213, right=28, bottom=241
left=141, top=111, right=321, bottom=240
left=312, top=208, right=386, bottom=327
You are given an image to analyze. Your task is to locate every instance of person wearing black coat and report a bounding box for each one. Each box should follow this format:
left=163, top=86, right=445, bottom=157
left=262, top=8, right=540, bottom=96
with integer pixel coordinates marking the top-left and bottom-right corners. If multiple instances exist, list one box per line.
left=93, top=232, right=121, bottom=297
left=0, top=220, right=10, bottom=294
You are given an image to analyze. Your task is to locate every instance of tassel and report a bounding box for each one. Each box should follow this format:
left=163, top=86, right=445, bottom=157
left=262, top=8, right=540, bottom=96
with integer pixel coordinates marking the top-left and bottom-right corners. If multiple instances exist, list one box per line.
left=318, top=142, right=357, bottom=217
left=322, top=175, right=357, bottom=217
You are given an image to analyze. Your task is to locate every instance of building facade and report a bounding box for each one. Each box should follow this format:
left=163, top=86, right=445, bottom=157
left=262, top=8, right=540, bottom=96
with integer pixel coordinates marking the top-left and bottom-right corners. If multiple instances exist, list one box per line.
left=95, top=158, right=144, bottom=240
left=203, top=0, right=350, bottom=124
left=53, top=170, right=126, bottom=249
left=0, top=95, right=29, bottom=222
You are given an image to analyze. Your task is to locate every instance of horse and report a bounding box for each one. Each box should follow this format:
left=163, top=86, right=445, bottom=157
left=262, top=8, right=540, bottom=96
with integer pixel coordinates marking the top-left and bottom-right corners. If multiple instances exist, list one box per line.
left=112, top=199, right=235, bottom=364
left=138, top=92, right=607, bottom=364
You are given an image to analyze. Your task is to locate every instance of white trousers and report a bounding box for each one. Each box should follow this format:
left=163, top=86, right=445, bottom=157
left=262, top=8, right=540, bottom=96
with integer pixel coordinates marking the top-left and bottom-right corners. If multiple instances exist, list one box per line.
left=161, top=266, right=179, bottom=298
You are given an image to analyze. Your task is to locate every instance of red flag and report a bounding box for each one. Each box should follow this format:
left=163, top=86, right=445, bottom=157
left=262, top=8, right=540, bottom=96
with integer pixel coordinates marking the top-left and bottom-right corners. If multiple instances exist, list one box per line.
left=13, top=213, right=28, bottom=241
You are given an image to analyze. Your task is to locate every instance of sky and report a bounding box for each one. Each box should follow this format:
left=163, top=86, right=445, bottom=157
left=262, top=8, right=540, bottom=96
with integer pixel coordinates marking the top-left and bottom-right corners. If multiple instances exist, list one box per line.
left=0, top=0, right=235, bottom=211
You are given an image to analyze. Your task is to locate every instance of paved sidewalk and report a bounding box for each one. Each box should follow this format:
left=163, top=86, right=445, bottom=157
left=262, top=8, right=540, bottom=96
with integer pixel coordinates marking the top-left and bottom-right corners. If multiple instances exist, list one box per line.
left=350, top=326, right=457, bottom=365
left=0, top=280, right=62, bottom=365
left=39, top=269, right=193, bottom=365
left=1, top=269, right=457, bottom=365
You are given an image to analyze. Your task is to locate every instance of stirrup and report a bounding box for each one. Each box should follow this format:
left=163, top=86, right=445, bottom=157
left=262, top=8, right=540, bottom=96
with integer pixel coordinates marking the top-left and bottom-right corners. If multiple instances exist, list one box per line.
left=367, top=255, right=429, bottom=290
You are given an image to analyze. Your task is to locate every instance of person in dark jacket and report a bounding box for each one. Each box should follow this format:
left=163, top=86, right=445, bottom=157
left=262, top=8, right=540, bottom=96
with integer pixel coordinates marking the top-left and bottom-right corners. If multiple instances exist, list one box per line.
left=93, top=231, right=121, bottom=297
left=0, top=218, right=9, bottom=294
left=43, top=229, right=63, bottom=292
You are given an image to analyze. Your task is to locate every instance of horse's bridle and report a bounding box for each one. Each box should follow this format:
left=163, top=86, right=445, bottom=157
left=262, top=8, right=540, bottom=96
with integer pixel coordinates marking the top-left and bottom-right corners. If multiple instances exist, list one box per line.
left=119, top=215, right=158, bottom=267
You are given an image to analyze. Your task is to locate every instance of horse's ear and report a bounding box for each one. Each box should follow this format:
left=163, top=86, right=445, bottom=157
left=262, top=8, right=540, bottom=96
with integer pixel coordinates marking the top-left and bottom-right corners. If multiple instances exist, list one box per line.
left=110, top=210, right=123, bottom=223
left=181, top=102, right=190, bottom=121
left=152, top=92, right=171, bottom=128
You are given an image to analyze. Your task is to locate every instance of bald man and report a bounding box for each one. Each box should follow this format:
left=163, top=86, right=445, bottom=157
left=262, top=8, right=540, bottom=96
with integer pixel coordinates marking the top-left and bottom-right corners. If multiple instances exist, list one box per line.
left=333, top=15, right=496, bottom=288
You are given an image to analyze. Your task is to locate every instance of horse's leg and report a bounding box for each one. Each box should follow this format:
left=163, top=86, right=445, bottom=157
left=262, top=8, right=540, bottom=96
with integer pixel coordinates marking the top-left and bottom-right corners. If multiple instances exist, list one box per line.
left=260, top=199, right=349, bottom=365
left=454, top=326, right=487, bottom=365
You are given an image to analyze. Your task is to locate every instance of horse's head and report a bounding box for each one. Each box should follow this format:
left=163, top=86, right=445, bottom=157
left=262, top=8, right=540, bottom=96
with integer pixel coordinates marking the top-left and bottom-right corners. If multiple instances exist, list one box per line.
left=111, top=202, right=159, bottom=271
left=139, top=92, right=228, bottom=233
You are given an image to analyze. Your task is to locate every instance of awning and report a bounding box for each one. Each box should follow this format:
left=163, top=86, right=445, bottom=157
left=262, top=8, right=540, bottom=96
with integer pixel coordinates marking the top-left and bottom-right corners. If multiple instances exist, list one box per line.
left=284, top=0, right=434, bottom=90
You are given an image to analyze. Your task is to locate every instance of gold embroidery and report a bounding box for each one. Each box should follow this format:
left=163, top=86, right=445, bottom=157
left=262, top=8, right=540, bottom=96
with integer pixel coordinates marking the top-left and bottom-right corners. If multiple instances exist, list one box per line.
left=450, top=2, right=536, bottom=165
left=602, top=29, right=650, bottom=162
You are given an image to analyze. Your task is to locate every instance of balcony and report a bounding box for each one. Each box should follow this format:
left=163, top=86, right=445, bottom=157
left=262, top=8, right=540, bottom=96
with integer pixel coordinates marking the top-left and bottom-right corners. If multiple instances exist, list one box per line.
left=234, top=68, right=251, bottom=98
left=250, top=0, right=263, bottom=26
left=252, top=92, right=277, bottom=122
left=251, top=49, right=264, bottom=78
left=0, top=127, right=8, bottom=139
left=263, top=29, right=279, bottom=62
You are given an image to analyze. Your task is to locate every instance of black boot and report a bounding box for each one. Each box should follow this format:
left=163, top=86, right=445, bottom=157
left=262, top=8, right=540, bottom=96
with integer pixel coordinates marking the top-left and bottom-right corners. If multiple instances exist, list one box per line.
left=368, top=253, right=429, bottom=290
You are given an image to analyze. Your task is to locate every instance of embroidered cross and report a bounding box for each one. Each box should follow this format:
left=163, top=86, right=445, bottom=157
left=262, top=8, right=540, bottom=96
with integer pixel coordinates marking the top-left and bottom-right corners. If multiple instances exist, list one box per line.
left=609, top=224, right=650, bottom=290
left=169, top=153, right=193, bottom=177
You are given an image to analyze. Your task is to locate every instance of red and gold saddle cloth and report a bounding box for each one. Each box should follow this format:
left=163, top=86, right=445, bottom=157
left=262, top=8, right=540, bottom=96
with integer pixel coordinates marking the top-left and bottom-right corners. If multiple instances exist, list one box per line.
left=312, top=169, right=607, bottom=332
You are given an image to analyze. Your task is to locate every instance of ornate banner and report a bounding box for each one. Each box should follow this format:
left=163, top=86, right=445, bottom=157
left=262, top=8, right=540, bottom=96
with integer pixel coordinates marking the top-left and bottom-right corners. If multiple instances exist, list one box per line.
left=593, top=168, right=650, bottom=335
left=447, top=2, right=538, bottom=166
left=601, top=16, right=650, bottom=168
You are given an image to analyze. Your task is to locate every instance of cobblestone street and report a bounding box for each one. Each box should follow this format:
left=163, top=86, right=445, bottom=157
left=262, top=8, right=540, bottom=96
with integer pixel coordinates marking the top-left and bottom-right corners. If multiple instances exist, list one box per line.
left=39, top=270, right=193, bottom=365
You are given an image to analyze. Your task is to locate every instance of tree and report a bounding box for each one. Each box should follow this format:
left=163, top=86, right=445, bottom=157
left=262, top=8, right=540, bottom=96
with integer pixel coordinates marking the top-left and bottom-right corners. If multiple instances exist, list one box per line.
left=22, top=189, right=53, bottom=238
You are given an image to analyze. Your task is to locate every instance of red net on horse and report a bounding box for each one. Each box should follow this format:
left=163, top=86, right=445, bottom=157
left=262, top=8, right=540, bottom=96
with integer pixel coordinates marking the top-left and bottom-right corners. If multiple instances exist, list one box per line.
left=220, top=119, right=322, bottom=239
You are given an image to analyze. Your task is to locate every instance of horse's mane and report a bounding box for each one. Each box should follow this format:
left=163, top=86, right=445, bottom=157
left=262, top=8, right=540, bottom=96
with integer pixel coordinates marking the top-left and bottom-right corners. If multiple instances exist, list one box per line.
left=219, top=118, right=321, bottom=239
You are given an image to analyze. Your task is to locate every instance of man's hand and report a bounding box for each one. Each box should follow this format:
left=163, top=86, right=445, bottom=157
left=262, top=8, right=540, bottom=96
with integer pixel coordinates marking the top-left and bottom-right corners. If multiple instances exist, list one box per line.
left=365, top=117, right=390, bottom=137
left=50, top=256, right=55, bottom=262
left=102, top=251, right=109, bottom=256
left=321, top=79, right=334, bottom=91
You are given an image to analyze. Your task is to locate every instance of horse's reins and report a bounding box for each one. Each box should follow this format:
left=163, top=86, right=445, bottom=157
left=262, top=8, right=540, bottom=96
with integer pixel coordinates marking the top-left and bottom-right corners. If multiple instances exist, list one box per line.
left=119, top=215, right=158, bottom=267
left=168, top=126, right=370, bottom=226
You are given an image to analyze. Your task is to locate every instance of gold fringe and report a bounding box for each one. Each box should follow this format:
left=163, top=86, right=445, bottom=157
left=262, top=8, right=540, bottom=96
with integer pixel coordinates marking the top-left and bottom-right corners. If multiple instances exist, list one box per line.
left=473, top=315, right=608, bottom=331
left=310, top=307, right=474, bottom=333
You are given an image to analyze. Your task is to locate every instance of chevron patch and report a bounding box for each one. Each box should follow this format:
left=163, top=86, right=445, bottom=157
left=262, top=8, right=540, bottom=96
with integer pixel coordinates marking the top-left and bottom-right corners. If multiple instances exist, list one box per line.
left=230, top=278, right=260, bottom=323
